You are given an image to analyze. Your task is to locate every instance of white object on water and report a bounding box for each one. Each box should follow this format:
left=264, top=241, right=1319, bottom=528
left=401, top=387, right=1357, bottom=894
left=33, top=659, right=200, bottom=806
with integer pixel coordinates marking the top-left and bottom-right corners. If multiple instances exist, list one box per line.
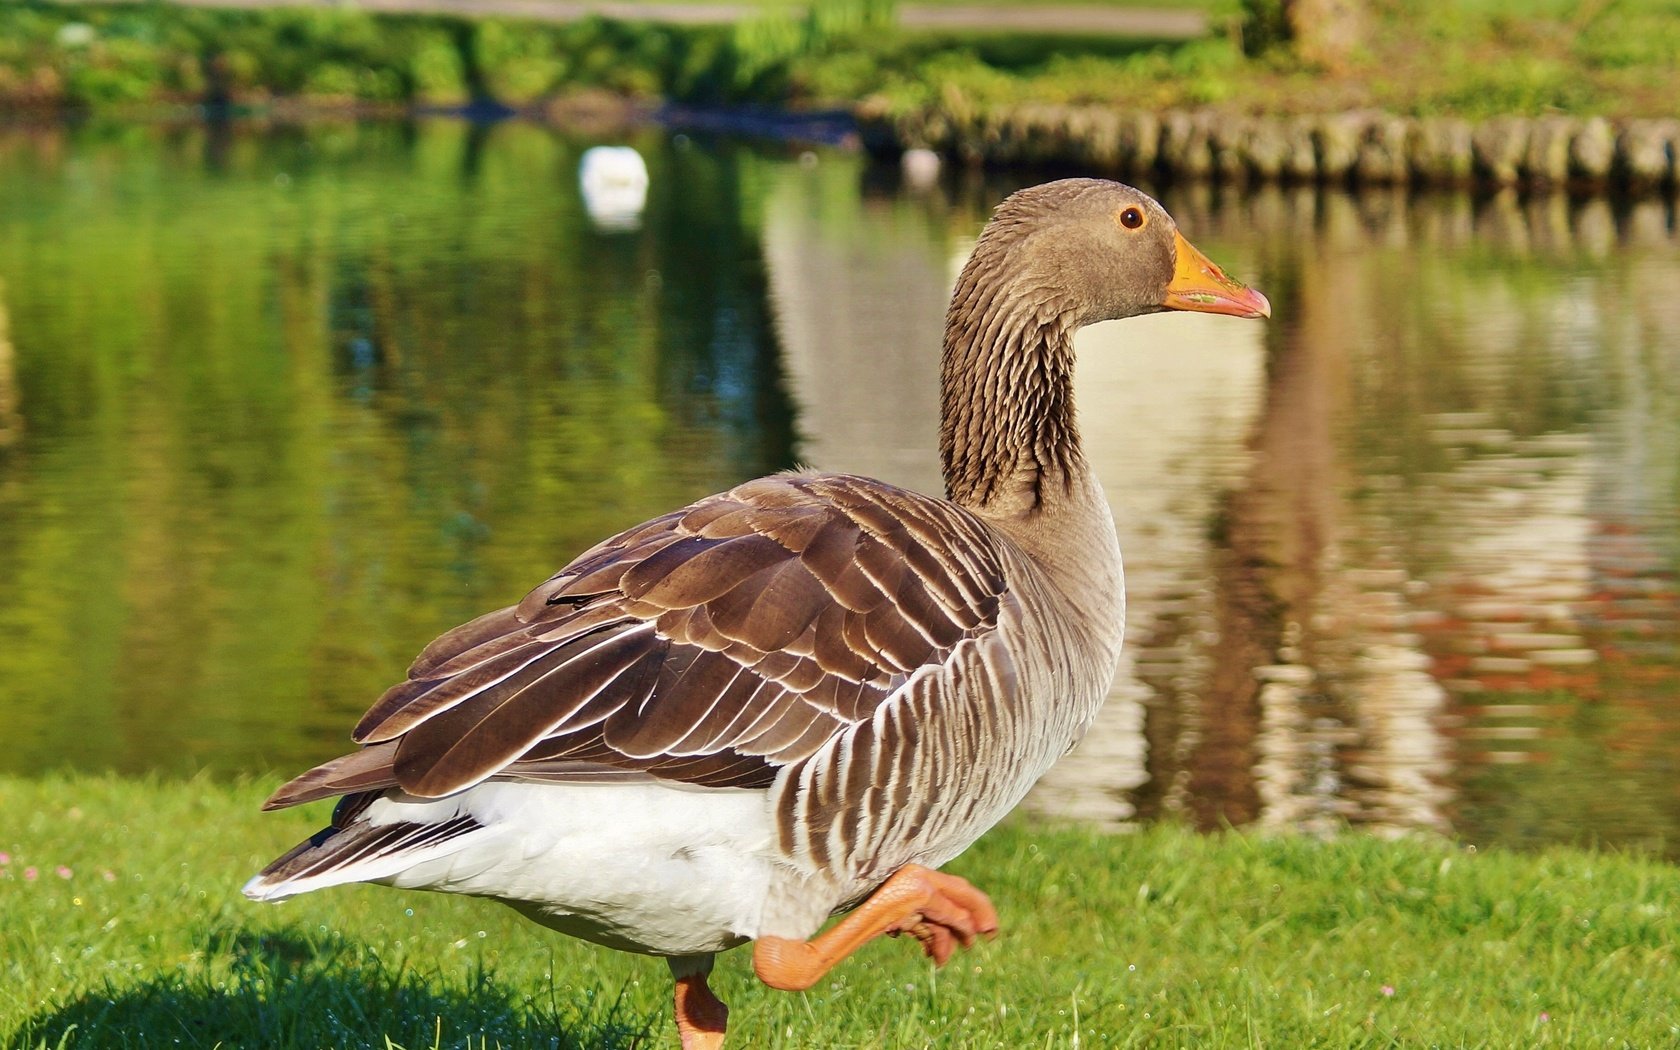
left=579, top=146, right=649, bottom=232
left=901, top=148, right=941, bottom=190
left=56, top=22, right=96, bottom=47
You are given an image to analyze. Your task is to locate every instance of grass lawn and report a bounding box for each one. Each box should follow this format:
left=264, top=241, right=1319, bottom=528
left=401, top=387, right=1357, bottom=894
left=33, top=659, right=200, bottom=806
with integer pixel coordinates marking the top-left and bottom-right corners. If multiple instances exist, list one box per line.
left=858, top=0, right=1680, bottom=119
left=308, top=1, right=1214, bottom=8
left=1, top=774, right=1676, bottom=1048
left=8, top=0, right=1679, bottom=119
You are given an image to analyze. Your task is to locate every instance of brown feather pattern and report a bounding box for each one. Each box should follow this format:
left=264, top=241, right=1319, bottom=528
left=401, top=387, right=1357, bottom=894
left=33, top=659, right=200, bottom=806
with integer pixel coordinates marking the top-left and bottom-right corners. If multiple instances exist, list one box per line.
left=264, top=472, right=1009, bottom=810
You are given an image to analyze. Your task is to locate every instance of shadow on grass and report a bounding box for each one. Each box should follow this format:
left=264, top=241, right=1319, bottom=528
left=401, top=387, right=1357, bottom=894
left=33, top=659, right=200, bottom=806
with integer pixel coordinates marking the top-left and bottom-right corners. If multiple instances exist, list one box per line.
left=17, top=927, right=656, bottom=1050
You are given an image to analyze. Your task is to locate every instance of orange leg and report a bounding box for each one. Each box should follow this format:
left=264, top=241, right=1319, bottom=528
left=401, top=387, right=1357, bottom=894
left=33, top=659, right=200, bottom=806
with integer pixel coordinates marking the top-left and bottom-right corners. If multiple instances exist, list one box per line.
left=753, top=864, right=999, bottom=992
left=668, top=955, right=728, bottom=1050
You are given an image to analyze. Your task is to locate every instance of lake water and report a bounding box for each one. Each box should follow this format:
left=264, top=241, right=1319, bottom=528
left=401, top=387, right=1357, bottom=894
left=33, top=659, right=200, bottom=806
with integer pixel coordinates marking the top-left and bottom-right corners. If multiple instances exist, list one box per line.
left=1, top=119, right=1676, bottom=859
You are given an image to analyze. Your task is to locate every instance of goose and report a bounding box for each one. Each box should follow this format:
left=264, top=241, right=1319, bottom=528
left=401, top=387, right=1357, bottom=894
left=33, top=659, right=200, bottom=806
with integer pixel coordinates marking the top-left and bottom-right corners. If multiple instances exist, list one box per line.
left=244, top=178, right=1270, bottom=1048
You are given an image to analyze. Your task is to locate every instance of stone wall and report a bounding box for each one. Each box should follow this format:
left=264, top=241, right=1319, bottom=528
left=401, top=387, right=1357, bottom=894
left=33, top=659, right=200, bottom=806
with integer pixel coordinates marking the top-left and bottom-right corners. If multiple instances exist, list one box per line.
left=866, top=105, right=1680, bottom=193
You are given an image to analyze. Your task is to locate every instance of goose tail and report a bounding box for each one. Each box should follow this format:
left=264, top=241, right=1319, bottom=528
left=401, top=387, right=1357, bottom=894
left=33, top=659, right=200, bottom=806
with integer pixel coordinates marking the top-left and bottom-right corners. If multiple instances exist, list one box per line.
left=243, top=791, right=487, bottom=902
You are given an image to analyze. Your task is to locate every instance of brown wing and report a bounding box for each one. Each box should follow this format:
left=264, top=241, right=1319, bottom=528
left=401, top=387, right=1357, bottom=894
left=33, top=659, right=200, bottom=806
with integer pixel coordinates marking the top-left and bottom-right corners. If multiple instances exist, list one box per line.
left=264, top=472, right=1007, bottom=809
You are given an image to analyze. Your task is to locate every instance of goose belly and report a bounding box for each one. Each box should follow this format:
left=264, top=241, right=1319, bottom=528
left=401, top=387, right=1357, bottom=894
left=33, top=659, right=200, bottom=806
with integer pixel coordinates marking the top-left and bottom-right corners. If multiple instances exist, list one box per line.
left=378, top=781, right=778, bottom=957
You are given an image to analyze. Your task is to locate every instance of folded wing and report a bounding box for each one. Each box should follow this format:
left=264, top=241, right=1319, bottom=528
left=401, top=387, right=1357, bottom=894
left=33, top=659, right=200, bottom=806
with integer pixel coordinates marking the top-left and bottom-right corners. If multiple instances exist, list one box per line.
left=264, top=473, right=1008, bottom=809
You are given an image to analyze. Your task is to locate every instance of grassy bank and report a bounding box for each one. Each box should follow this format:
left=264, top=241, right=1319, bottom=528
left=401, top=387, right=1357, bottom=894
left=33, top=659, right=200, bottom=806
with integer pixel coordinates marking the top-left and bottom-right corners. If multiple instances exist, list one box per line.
left=0, top=4, right=746, bottom=110
left=1, top=775, right=1675, bottom=1047
left=4, top=1, right=1679, bottom=120
left=867, top=0, right=1680, bottom=120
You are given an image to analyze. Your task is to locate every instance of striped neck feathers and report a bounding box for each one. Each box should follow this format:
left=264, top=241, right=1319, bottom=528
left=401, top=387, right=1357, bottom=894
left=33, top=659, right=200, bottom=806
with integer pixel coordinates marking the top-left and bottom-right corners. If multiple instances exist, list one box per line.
left=938, top=246, right=1086, bottom=513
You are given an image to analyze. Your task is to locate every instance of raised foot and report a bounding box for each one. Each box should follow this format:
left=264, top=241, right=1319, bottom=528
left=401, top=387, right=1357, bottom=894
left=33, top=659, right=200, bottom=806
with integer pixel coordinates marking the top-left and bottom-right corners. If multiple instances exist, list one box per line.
left=753, top=864, right=1000, bottom=992
left=888, top=867, right=1000, bottom=966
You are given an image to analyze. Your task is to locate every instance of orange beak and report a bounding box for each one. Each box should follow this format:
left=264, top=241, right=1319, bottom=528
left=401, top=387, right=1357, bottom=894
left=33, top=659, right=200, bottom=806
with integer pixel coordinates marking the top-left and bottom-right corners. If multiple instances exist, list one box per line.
left=1162, top=229, right=1271, bottom=319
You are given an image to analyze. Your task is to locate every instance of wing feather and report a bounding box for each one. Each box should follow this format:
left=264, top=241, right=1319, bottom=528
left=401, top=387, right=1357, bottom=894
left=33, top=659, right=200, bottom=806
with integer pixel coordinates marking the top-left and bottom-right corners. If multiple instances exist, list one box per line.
left=407, top=607, right=525, bottom=679
left=625, top=534, right=788, bottom=606
left=357, top=640, right=555, bottom=744
left=705, top=559, right=831, bottom=651
left=264, top=473, right=1010, bottom=808
left=394, top=627, right=656, bottom=795
left=262, top=741, right=402, bottom=810
left=603, top=648, right=742, bottom=758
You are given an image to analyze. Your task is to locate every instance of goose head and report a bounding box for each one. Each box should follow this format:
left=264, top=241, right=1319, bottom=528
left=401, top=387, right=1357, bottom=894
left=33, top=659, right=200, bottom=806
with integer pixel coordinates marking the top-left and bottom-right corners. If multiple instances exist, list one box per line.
left=961, top=179, right=1271, bottom=329
left=940, top=179, right=1270, bottom=511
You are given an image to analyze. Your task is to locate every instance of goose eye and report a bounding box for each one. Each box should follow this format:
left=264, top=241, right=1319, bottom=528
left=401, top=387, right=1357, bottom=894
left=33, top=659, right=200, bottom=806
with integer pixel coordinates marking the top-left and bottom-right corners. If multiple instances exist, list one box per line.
left=1118, top=207, right=1145, bottom=230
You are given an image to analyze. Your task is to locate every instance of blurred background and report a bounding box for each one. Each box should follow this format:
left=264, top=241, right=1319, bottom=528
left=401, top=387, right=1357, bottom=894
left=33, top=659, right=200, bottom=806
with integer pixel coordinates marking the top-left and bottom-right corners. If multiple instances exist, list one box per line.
left=1, top=0, right=1678, bottom=860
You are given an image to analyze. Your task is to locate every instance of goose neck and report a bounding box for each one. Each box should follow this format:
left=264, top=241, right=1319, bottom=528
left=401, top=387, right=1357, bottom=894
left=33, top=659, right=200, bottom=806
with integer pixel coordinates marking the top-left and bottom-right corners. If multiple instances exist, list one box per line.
left=938, top=280, right=1087, bottom=515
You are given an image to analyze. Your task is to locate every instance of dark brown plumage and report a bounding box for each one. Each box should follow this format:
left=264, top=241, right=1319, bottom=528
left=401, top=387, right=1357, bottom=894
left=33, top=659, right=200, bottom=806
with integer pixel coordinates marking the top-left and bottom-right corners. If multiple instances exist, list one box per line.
left=265, top=472, right=1008, bottom=809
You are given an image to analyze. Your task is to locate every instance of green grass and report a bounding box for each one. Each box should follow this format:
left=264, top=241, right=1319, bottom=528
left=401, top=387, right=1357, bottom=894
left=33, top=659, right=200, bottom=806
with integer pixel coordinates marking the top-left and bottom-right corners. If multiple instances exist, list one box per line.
left=1, top=776, right=1677, bottom=1047
left=562, top=0, right=1213, bottom=7
left=860, top=0, right=1680, bottom=118
left=6, top=0, right=1679, bottom=118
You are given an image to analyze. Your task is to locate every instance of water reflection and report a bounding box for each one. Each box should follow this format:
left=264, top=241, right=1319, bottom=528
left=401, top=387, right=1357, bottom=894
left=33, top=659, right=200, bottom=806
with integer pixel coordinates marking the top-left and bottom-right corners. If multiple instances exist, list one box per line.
left=0, top=120, right=792, bottom=778
left=0, top=277, right=18, bottom=448
left=1154, top=188, right=1675, bottom=854
left=0, top=120, right=1676, bottom=860
left=764, top=166, right=1680, bottom=856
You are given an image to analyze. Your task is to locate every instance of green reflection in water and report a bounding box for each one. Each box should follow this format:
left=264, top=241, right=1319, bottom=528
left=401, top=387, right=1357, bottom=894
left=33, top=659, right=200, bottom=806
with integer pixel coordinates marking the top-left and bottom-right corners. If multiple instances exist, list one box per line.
left=2, top=127, right=1678, bottom=862
left=0, top=120, right=794, bottom=777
